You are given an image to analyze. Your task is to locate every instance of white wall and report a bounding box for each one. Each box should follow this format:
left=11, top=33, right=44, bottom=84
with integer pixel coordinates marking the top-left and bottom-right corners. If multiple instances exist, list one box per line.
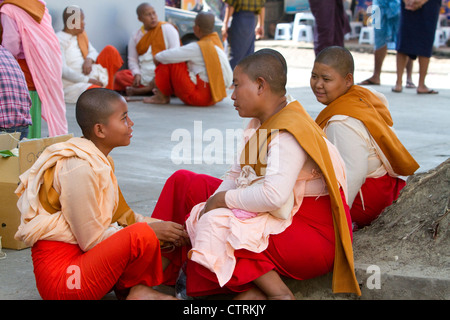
left=44, top=0, right=165, bottom=57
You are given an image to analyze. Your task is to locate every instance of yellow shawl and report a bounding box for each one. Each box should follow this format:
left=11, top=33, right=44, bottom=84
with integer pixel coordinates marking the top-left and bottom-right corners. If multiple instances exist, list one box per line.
left=316, top=85, right=419, bottom=176
left=197, top=32, right=227, bottom=104
left=136, top=21, right=167, bottom=56
left=240, top=100, right=361, bottom=295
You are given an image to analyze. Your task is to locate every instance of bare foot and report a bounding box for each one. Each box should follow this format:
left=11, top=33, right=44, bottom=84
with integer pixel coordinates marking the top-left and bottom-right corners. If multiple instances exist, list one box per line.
left=391, top=84, right=402, bottom=93
left=358, top=77, right=380, bottom=85
left=143, top=88, right=170, bottom=104
left=126, top=86, right=152, bottom=97
left=126, top=284, right=178, bottom=300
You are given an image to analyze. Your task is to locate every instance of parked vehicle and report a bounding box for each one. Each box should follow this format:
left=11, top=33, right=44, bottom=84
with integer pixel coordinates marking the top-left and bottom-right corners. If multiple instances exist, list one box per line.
left=165, top=6, right=223, bottom=44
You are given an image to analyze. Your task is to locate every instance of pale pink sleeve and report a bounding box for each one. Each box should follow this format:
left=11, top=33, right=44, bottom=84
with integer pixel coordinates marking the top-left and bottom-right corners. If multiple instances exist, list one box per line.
left=225, top=132, right=307, bottom=212
left=0, top=13, right=25, bottom=59
left=58, top=158, right=119, bottom=252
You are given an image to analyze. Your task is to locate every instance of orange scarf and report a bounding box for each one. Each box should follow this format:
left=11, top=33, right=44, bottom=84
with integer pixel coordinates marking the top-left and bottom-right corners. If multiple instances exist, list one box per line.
left=316, top=85, right=419, bottom=176
left=77, top=31, right=89, bottom=59
left=240, top=100, right=361, bottom=295
left=197, top=32, right=227, bottom=104
left=0, top=0, right=45, bottom=42
left=135, top=21, right=167, bottom=56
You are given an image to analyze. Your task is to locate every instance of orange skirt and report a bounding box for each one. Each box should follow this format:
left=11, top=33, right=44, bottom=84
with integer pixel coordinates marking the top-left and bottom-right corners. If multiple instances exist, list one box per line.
left=31, top=223, right=163, bottom=300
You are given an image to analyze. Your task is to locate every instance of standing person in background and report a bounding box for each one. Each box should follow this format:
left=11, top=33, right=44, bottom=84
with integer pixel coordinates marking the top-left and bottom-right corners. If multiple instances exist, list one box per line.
left=358, top=0, right=415, bottom=88
left=221, top=0, right=266, bottom=69
left=392, top=0, right=441, bottom=94
left=114, top=3, right=180, bottom=98
left=0, top=0, right=67, bottom=138
left=0, top=45, right=32, bottom=140
left=308, top=0, right=351, bottom=56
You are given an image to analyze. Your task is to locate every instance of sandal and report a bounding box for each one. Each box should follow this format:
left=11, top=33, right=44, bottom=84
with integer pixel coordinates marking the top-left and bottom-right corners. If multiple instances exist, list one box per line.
left=406, top=81, right=416, bottom=89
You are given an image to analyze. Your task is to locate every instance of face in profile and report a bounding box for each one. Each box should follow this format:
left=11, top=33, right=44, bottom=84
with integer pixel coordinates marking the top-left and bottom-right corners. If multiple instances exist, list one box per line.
left=101, top=97, right=134, bottom=149
left=231, top=66, right=261, bottom=119
left=310, top=62, right=352, bottom=105
left=139, top=5, right=159, bottom=30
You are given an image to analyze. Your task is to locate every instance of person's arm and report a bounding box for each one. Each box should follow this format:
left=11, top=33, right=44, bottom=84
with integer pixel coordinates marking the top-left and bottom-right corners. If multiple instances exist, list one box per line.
left=155, top=42, right=198, bottom=64
left=81, top=41, right=99, bottom=75
left=162, top=23, right=181, bottom=49
left=221, top=3, right=234, bottom=42
left=325, top=118, right=370, bottom=207
left=127, top=32, right=142, bottom=85
left=58, top=158, right=119, bottom=251
left=255, top=7, right=265, bottom=40
left=206, top=132, right=306, bottom=213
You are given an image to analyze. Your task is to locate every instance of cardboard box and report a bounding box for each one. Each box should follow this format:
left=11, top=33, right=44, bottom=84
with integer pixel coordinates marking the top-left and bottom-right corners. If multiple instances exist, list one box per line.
left=0, top=133, right=73, bottom=250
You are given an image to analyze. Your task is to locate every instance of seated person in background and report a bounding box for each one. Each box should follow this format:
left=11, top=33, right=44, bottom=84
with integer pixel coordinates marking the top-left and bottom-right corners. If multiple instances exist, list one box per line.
left=151, top=49, right=361, bottom=300
left=311, top=46, right=420, bottom=230
left=57, top=5, right=124, bottom=103
left=14, top=88, right=189, bottom=300
left=114, top=2, right=180, bottom=97
left=143, top=11, right=232, bottom=107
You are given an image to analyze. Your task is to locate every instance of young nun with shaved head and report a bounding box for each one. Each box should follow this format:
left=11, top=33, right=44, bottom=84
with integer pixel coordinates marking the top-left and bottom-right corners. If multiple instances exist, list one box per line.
left=311, top=46, right=419, bottom=230
left=14, top=88, right=188, bottom=300
left=150, top=49, right=361, bottom=299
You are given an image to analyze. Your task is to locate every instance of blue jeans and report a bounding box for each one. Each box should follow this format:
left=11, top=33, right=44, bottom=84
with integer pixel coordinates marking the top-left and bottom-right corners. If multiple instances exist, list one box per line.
left=1, top=126, right=29, bottom=140
left=228, top=11, right=257, bottom=69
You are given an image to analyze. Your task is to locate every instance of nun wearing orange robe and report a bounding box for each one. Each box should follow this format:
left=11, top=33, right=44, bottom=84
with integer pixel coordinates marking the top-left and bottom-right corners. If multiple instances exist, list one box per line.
left=311, top=46, right=419, bottom=229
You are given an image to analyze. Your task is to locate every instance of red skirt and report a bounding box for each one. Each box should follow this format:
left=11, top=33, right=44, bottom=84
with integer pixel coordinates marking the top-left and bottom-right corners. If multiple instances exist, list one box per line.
left=31, top=223, right=163, bottom=300
left=151, top=170, right=352, bottom=296
left=351, top=174, right=406, bottom=228
left=154, top=62, right=214, bottom=106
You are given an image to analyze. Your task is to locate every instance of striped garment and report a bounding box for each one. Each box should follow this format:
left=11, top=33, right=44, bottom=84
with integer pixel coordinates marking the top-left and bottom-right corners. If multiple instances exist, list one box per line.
left=0, top=45, right=32, bottom=129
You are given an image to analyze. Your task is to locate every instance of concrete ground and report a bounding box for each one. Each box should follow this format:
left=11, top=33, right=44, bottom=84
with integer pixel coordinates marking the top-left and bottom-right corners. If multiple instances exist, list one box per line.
left=1, top=40, right=449, bottom=300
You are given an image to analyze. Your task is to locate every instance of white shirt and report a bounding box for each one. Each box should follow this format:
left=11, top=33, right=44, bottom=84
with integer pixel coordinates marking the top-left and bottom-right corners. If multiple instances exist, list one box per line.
left=155, top=41, right=233, bottom=87
left=127, top=23, right=180, bottom=84
left=57, top=30, right=99, bottom=84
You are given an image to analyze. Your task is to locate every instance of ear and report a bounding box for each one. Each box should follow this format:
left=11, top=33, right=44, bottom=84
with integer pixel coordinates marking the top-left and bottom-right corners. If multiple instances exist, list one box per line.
left=92, top=123, right=106, bottom=139
left=256, top=77, right=266, bottom=95
left=345, top=73, right=354, bottom=89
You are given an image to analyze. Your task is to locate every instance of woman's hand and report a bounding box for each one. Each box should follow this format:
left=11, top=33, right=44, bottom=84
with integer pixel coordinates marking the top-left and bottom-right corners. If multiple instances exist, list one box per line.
left=148, top=221, right=190, bottom=247
left=200, top=191, right=227, bottom=219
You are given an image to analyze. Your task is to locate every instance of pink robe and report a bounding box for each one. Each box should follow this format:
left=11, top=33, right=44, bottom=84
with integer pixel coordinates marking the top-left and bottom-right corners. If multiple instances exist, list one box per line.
left=1, top=1, right=67, bottom=136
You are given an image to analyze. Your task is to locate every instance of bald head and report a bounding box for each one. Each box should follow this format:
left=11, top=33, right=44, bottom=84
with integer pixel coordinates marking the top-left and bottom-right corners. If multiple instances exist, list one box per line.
left=76, top=88, right=124, bottom=138
left=315, top=46, right=354, bottom=78
left=237, top=49, right=287, bottom=96
left=137, top=2, right=152, bottom=16
left=195, top=11, right=215, bottom=34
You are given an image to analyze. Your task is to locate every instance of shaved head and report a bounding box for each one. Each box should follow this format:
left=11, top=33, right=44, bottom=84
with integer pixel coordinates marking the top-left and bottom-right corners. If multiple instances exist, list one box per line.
left=315, top=46, right=354, bottom=78
left=195, top=11, right=215, bottom=34
left=136, top=2, right=152, bottom=16
left=237, top=48, right=287, bottom=96
left=76, top=88, right=124, bottom=138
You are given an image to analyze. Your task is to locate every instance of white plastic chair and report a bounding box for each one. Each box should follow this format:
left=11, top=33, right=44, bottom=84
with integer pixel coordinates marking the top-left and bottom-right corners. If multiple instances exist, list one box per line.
left=292, top=12, right=315, bottom=42
left=274, top=23, right=292, bottom=40
left=359, top=26, right=374, bottom=45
